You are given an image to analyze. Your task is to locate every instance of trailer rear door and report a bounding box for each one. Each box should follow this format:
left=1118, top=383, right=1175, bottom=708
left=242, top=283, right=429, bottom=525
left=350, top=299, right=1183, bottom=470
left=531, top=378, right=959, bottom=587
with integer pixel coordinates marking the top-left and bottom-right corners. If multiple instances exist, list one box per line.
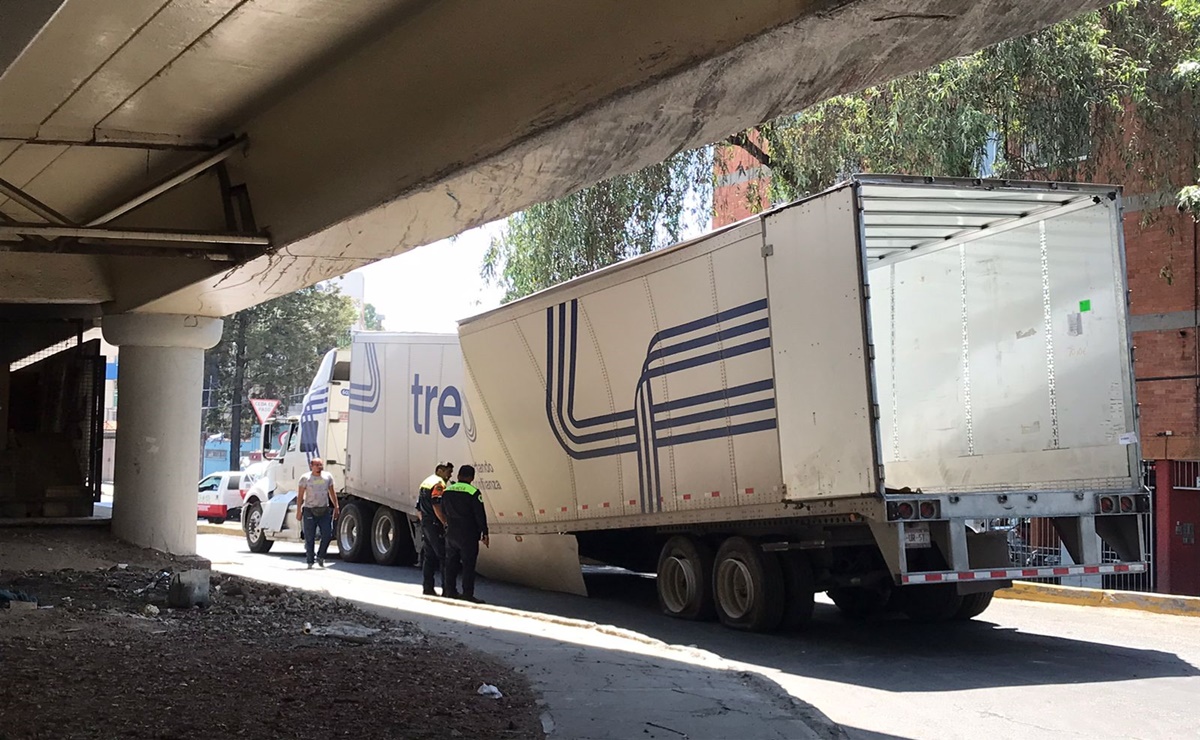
left=764, top=185, right=882, bottom=500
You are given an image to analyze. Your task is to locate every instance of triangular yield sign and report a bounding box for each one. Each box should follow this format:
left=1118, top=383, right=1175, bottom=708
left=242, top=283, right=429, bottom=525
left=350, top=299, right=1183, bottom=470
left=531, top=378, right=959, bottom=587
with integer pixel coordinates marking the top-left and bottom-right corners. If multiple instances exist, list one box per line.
left=249, top=398, right=282, bottom=424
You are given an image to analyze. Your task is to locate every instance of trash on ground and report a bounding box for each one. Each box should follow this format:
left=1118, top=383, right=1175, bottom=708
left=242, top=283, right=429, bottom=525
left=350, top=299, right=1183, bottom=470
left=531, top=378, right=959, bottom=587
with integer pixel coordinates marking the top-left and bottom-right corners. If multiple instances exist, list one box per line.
left=302, top=621, right=381, bottom=644
left=135, top=571, right=172, bottom=595
left=477, top=683, right=504, bottom=699
left=142, top=604, right=160, bottom=617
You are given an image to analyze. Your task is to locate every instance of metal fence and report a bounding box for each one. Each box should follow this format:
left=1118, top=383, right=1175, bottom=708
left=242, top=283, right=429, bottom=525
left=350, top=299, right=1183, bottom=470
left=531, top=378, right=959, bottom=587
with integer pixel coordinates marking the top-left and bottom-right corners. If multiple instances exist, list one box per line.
left=973, top=462, right=1156, bottom=593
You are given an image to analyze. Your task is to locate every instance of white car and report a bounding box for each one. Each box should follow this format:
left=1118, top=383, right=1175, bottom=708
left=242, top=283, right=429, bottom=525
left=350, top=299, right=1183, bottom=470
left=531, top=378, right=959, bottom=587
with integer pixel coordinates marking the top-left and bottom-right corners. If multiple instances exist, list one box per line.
left=197, top=463, right=268, bottom=524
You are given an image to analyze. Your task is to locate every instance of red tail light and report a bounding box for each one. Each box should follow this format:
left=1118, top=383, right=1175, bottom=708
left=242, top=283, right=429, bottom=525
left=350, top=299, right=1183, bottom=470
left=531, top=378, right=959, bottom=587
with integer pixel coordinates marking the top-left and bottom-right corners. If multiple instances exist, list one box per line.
left=897, top=502, right=915, bottom=519
left=1099, top=496, right=1116, bottom=514
left=1119, top=495, right=1134, bottom=513
left=919, top=501, right=937, bottom=519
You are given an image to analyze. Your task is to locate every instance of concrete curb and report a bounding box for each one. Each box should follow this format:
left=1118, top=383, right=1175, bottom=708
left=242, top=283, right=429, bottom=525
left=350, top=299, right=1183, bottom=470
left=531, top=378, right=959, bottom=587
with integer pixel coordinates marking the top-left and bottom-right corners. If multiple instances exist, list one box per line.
left=197, top=523, right=242, bottom=537
left=996, top=581, right=1200, bottom=618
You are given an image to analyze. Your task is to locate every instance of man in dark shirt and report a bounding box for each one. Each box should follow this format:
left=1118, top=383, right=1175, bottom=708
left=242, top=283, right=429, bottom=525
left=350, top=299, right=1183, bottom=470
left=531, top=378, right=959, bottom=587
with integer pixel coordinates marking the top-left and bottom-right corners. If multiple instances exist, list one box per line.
left=440, top=465, right=489, bottom=603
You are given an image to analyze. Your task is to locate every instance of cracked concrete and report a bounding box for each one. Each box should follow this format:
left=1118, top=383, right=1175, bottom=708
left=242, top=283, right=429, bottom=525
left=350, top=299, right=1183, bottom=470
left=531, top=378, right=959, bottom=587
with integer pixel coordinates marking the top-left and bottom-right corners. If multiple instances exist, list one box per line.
left=140, top=0, right=1109, bottom=317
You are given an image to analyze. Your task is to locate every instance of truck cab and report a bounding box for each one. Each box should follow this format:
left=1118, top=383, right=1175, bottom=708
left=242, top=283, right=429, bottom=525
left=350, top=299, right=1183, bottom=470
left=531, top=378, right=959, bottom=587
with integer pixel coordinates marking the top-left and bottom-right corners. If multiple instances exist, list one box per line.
left=240, top=348, right=350, bottom=552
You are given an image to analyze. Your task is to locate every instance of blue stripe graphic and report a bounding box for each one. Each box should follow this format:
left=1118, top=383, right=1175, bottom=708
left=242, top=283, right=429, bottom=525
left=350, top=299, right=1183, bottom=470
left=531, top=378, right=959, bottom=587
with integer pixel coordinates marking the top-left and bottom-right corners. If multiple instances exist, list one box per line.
left=545, top=298, right=777, bottom=512
left=349, top=343, right=381, bottom=413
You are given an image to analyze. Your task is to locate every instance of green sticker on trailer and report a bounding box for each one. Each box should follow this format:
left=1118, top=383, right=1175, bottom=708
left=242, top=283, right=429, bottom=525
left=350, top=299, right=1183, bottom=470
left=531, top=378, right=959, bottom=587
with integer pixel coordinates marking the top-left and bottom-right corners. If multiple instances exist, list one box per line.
left=1079, top=299, right=1092, bottom=313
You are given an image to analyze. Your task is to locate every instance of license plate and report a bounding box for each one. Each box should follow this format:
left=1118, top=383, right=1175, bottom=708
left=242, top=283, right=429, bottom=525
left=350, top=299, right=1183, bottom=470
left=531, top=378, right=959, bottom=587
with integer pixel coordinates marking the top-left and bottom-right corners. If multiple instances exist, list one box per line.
left=904, top=523, right=931, bottom=548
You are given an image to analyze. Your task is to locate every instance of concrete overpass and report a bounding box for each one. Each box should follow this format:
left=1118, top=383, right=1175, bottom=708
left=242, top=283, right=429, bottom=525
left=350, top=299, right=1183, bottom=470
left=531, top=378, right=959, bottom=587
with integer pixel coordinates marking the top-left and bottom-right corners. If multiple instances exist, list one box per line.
left=0, top=0, right=1110, bottom=553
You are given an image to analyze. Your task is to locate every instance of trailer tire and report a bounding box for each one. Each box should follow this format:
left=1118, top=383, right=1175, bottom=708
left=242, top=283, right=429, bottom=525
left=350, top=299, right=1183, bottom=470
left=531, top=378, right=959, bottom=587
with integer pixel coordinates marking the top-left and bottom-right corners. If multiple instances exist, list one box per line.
left=953, top=591, right=995, bottom=620
left=713, top=537, right=785, bottom=633
left=337, top=502, right=372, bottom=563
left=901, top=584, right=964, bottom=622
left=371, top=506, right=404, bottom=565
left=656, top=536, right=715, bottom=621
left=244, top=502, right=273, bottom=554
left=777, top=551, right=816, bottom=630
left=828, top=586, right=888, bottom=620
left=371, top=506, right=418, bottom=566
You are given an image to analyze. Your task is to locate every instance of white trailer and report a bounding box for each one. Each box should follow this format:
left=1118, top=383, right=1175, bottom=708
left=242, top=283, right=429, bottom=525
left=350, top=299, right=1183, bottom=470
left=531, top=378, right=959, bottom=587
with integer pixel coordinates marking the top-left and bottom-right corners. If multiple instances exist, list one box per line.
left=240, top=333, right=587, bottom=592
left=339, top=332, right=467, bottom=564
left=336, top=332, right=585, bottom=592
left=456, top=175, right=1149, bottom=631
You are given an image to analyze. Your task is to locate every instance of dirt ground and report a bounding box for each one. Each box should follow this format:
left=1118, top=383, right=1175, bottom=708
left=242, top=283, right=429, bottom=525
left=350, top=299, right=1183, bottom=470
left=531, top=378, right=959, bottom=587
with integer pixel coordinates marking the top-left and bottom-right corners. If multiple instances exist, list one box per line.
left=0, top=527, right=542, bottom=740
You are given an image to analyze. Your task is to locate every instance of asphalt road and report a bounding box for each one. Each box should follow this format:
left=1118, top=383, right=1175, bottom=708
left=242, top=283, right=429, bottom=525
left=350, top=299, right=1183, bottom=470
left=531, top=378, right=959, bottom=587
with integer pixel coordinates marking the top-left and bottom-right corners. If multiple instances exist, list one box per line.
left=200, top=534, right=1198, bottom=740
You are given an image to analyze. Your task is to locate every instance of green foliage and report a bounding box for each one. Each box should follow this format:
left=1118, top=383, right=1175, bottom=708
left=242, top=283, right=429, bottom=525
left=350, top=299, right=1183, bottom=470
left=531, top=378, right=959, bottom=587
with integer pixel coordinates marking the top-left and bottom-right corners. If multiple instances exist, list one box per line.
left=203, top=286, right=357, bottom=434
left=484, top=1, right=1200, bottom=302
left=1181, top=185, right=1200, bottom=218
left=363, top=302, right=385, bottom=331
left=482, top=150, right=711, bottom=303
left=759, top=6, right=1156, bottom=200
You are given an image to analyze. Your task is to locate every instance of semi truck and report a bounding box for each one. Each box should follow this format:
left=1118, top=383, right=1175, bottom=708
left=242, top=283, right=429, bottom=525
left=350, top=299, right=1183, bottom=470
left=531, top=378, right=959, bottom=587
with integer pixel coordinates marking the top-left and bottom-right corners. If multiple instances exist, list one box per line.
left=240, top=347, right=352, bottom=553
left=243, top=174, right=1149, bottom=633
left=455, top=175, right=1148, bottom=631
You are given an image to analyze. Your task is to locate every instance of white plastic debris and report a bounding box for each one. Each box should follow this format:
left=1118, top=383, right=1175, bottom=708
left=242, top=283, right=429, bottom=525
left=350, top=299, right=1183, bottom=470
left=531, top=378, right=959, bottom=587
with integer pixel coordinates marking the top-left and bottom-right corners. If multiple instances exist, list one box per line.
left=302, top=621, right=381, bottom=644
left=142, top=604, right=160, bottom=617
left=477, top=683, right=503, bottom=699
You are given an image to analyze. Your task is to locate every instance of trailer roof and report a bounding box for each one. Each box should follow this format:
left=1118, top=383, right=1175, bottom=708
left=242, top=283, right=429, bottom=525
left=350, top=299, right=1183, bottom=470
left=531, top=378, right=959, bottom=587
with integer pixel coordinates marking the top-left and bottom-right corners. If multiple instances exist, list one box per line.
left=849, top=175, right=1119, bottom=267
left=460, top=174, right=1121, bottom=325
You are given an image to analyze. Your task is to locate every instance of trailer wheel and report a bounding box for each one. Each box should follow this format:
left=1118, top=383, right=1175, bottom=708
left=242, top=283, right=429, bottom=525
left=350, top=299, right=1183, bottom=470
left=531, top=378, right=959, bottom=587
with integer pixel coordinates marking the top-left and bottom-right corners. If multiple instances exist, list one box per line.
left=828, top=586, right=888, bottom=620
left=370, top=506, right=404, bottom=565
left=656, top=536, right=715, bottom=621
left=244, top=502, right=273, bottom=554
left=900, top=584, right=964, bottom=622
left=370, top=506, right=417, bottom=566
left=337, top=502, right=372, bottom=563
left=953, top=591, right=995, bottom=620
left=712, top=537, right=785, bottom=632
left=777, top=551, right=816, bottom=630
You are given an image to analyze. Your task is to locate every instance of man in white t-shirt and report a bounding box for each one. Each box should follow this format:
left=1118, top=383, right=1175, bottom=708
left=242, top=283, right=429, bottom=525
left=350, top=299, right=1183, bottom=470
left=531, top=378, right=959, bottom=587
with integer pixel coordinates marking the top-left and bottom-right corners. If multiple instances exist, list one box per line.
left=296, top=458, right=340, bottom=569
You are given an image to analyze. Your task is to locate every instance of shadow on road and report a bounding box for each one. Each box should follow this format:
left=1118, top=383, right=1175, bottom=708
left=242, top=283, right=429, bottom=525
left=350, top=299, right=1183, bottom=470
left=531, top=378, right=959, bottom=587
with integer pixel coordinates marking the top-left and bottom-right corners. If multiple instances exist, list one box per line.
left=262, top=546, right=1199, bottom=697
left=573, top=569, right=1200, bottom=693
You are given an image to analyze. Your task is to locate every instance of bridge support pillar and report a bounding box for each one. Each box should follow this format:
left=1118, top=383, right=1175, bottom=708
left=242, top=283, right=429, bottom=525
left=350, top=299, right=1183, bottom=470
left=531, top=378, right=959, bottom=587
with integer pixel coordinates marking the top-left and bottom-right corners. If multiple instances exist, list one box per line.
left=103, top=313, right=223, bottom=554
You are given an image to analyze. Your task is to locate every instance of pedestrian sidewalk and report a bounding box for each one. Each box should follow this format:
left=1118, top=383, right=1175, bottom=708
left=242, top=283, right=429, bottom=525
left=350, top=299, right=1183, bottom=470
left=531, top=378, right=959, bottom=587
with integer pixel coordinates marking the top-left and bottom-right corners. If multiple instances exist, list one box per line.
left=200, top=535, right=843, bottom=740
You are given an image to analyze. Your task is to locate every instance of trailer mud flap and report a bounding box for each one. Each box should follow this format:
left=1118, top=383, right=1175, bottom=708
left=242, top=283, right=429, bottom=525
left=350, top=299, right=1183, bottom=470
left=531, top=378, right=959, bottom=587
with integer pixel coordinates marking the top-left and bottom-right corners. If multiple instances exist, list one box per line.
left=477, top=533, right=587, bottom=596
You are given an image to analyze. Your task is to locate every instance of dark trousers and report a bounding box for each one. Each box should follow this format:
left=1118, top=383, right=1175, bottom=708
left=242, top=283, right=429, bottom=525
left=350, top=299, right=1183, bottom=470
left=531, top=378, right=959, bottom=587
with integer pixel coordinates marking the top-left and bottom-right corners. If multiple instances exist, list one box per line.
left=421, top=522, right=446, bottom=593
left=444, top=534, right=480, bottom=597
left=302, top=507, right=333, bottom=564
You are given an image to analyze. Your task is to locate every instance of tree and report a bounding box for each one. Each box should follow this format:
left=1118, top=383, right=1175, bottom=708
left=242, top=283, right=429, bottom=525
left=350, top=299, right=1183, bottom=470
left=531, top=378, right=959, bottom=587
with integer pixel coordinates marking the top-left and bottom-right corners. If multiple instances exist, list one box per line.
left=483, top=1, right=1200, bottom=300
left=363, top=302, right=386, bottom=331
left=204, top=286, right=357, bottom=467
left=482, top=150, right=711, bottom=303
left=1167, top=0, right=1200, bottom=217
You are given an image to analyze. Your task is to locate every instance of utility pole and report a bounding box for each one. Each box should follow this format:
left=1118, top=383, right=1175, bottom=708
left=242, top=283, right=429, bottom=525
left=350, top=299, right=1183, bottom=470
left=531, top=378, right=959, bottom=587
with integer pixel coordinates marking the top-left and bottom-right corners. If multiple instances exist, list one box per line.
left=229, top=312, right=248, bottom=471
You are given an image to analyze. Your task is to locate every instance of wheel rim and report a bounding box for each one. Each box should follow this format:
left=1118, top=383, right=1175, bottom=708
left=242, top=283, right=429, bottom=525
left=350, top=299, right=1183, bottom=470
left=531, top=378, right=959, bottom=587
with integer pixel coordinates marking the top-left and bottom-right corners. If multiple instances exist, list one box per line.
left=716, top=557, right=754, bottom=619
left=246, top=507, right=263, bottom=541
left=374, top=516, right=394, bottom=553
left=660, top=555, right=696, bottom=614
left=339, top=514, right=358, bottom=551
